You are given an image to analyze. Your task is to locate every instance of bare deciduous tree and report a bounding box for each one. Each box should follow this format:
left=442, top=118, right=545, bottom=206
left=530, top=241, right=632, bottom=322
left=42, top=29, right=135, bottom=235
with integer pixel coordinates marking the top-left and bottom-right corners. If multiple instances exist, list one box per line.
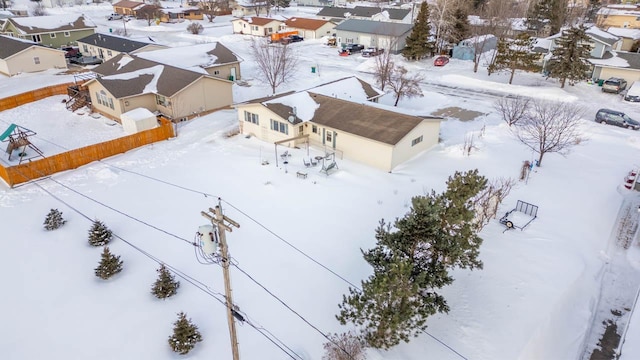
left=136, top=4, right=161, bottom=26
left=387, top=65, right=423, bottom=106
left=251, top=39, right=299, bottom=94
left=322, top=332, right=367, bottom=360
left=31, top=2, right=46, bottom=16
left=372, top=38, right=396, bottom=91
left=495, top=96, right=531, bottom=126
left=469, top=0, right=517, bottom=72
left=472, top=177, right=516, bottom=231
left=200, top=0, right=218, bottom=22
left=513, top=100, right=585, bottom=166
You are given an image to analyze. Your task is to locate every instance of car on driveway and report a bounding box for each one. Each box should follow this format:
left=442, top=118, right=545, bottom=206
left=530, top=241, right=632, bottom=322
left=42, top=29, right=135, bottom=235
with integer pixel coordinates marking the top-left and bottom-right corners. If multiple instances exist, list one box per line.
left=595, top=108, right=640, bottom=130
left=70, top=56, right=103, bottom=65
left=602, top=77, right=628, bottom=94
left=362, top=47, right=384, bottom=57
left=434, top=56, right=449, bottom=66
left=339, top=44, right=364, bottom=55
left=106, top=13, right=123, bottom=20
left=60, top=46, right=80, bottom=59
left=280, top=35, right=303, bottom=44
left=624, top=81, right=640, bottom=102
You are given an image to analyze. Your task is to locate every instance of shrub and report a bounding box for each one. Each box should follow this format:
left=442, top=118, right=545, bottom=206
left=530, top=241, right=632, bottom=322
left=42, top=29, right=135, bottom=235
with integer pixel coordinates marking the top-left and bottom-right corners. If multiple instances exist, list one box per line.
left=168, top=312, right=203, bottom=355
left=44, top=208, right=66, bottom=231
left=187, top=22, right=203, bottom=35
left=88, top=220, right=113, bottom=246
left=94, top=246, right=123, bottom=280
left=151, top=264, right=180, bottom=299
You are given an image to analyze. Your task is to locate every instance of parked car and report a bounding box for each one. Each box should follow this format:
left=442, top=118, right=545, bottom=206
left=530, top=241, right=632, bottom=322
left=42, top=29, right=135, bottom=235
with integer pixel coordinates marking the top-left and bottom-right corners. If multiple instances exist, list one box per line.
left=106, top=13, right=123, bottom=20
left=625, top=81, right=640, bottom=102
left=434, top=56, right=450, bottom=66
left=70, top=56, right=103, bottom=65
left=362, top=47, right=384, bottom=57
left=602, top=77, right=628, bottom=94
left=60, top=46, right=80, bottom=59
left=281, top=35, right=304, bottom=44
left=595, top=108, right=640, bottom=130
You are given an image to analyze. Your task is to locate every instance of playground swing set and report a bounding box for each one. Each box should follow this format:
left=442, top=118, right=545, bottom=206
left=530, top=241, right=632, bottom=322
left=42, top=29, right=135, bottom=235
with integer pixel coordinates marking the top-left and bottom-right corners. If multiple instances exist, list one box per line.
left=0, top=123, right=45, bottom=164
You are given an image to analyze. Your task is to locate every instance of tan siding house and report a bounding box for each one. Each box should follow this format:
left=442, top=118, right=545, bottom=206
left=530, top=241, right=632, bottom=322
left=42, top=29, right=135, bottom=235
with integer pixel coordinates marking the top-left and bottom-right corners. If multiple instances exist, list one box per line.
left=597, top=7, right=640, bottom=29
left=590, top=51, right=640, bottom=85
left=77, top=33, right=167, bottom=62
left=282, top=17, right=335, bottom=39
left=0, top=35, right=67, bottom=76
left=236, top=78, right=439, bottom=172
left=113, top=0, right=147, bottom=15
left=86, top=53, right=233, bottom=122
left=231, top=17, right=283, bottom=36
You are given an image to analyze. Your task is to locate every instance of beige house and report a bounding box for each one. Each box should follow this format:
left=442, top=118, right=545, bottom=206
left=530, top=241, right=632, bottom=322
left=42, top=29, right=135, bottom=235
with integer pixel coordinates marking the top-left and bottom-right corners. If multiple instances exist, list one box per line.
left=159, top=8, right=203, bottom=23
left=86, top=54, right=233, bottom=122
left=0, top=35, right=67, bottom=76
left=231, top=17, right=283, bottom=36
left=1, top=14, right=96, bottom=48
left=282, top=17, right=335, bottom=40
left=231, top=0, right=267, bottom=17
left=113, top=0, right=147, bottom=16
left=77, top=33, right=167, bottom=62
left=236, top=77, right=440, bottom=172
left=590, top=51, right=640, bottom=85
left=607, top=27, right=640, bottom=51
left=135, top=42, right=242, bottom=81
left=597, top=6, right=640, bottom=29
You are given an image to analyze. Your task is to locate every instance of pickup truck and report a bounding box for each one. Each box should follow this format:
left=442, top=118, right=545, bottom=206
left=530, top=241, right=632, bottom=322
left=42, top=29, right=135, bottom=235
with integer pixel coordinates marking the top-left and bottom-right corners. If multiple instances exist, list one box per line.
left=338, top=44, right=365, bottom=56
left=106, top=13, right=123, bottom=20
left=362, top=47, right=384, bottom=57
left=281, top=35, right=304, bottom=44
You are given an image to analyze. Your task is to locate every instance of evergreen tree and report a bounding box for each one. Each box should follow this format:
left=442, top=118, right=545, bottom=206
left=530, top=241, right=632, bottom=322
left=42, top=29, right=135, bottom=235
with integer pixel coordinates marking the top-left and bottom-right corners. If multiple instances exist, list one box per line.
left=43, top=208, right=66, bottom=231
left=338, top=170, right=487, bottom=349
left=168, top=312, right=203, bottom=355
left=546, top=26, right=592, bottom=88
left=449, top=6, right=470, bottom=46
left=269, top=0, right=289, bottom=11
left=88, top=220, right=113, bottom=247
left=488, top=34, right=541, bottom=84
left=402, top=2, right=434, bottom=60
left=94, top=246, right=123, bottom=280
left=526, top=0, right=566, bottom=35
left=151, top=264, right=180, bottom=299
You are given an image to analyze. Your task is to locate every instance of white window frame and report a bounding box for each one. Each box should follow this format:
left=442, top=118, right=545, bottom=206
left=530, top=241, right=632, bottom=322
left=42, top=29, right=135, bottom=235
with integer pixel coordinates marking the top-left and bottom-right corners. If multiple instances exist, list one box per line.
left=32, top=34, right=41, bottom=43
left=411, top=135, right=423, bottom=146
left=64, top=31, right=71, bottom=37
left=50, top=33, right=56, bottom=38
left=244, top=111, right=259, bottom=125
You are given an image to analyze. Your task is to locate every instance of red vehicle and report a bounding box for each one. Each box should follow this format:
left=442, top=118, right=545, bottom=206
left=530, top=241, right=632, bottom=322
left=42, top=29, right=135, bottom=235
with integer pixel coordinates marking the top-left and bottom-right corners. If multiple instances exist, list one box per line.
left=434, top=56, right=449, bottom=66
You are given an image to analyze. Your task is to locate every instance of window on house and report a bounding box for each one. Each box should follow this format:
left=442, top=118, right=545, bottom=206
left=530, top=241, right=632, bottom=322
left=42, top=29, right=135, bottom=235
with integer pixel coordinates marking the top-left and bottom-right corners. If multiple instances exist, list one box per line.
left=214, top=70, right=220, bottom=75
left=108, top=97, right=114, bottom=110
left=326, top=132, right=333, bottom=142
left=411, top=135, right=423, bottom=146
left=270, top=119, right=288, bottom=134
left=33, top=57, right=40, bottom=65
left=64, top=31, right=70, bottom=37
left=107, top=50, right=112, bottom=57
left=299, top=125, right=303, bottom=134
left=252, top=25, right=258, bottom=31
left=156, top=94, right=169, bottom=107
left=244, top=111, right=259, bottom=125
left=50, top=33, right=56, bottom=38
left=96, top=92, right=101, bottom=105
left=312, top=125, right=318, bottom=134
left=32, top=34, right=41, bottom=42
left=267, top=28, right=273, bottom=33
left=82, top=44, right=88, bottom=52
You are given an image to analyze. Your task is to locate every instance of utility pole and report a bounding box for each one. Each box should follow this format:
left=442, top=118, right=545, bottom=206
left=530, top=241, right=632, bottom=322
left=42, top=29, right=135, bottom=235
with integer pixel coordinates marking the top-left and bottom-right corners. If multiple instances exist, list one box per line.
left=201, top=199, right=241, bottom=360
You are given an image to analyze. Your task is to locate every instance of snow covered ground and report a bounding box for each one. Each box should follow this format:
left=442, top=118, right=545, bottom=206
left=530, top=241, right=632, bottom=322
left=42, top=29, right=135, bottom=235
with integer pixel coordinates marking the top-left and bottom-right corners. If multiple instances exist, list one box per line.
left=3, top=3, right=640, bottom=360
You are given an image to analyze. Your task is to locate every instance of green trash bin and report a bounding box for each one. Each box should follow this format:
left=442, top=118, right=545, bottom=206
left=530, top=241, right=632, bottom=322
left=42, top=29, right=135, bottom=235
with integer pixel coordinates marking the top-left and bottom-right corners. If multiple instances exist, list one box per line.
left=598, top=79, right=604, bottom=86
left=311, top=66, right=316, bottom=73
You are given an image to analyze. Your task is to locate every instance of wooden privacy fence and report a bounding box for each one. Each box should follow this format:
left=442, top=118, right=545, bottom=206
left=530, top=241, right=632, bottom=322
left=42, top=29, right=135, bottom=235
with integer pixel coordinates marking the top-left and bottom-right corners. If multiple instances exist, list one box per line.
left=0, top=83, right=74, bottom=111
left=0, top=119, right=174, bottom=187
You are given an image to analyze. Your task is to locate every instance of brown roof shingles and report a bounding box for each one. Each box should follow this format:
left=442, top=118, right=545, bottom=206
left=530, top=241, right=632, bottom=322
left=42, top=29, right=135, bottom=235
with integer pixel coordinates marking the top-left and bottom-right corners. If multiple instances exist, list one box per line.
left=112, top=0, right=145, bottom=9
left=234, top=17, right=281, bottom=26
left=0, top=35, right=35, bottom=59
left=284, top=17, right=330, bottom=31
left=8, top=15, right=95, bottom=35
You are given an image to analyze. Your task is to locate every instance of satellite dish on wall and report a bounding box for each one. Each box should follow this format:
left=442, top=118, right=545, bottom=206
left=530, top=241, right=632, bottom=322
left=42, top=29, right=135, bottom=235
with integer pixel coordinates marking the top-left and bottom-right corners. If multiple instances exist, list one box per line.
left=288, top=115, right=295, bottom=123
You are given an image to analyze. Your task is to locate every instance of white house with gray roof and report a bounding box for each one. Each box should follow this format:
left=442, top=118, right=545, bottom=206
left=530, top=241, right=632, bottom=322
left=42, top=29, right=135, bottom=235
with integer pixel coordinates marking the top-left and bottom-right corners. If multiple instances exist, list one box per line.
left=0, top=35, right=67, bottom=76
left=590, top=51, right=640, bottom=86
left=77, top=33, right=168, bottom=62
left=334, top=19, right=413, bottom=53
left=548, top=26, right=621, bottom=59
left=236, top=76, right=440, bottom=172
left=317, top=6, right=412, bottom=23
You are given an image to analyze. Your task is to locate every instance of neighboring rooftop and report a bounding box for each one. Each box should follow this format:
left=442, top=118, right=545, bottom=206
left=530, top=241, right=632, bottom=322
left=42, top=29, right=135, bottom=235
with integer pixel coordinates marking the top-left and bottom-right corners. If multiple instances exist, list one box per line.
left=0, top=35, right=39, bottom=59
left=112, top=0, right=146, bottom=9
left=590, top=51, right=640, bottom=69
left=607, top=27, right=640, bottom=40
left=334, top=19, right=413, bottom=36
left=317, top=6, right=410, bottom=20
left=231, top=17, right=282, bottom=26
left=77, top=33, right=162, bottom=53
left=284, top=17, right=331, bottom=30
left=135, top=43, right=240, bottom=74
left=6, top=14, right=95, bottom=34
left=586, top=26, right=620, bottom=46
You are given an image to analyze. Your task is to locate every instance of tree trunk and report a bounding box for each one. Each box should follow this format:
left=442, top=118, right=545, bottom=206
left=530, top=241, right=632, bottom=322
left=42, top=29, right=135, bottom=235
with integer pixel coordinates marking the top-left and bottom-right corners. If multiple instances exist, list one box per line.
left=537, top=152, right=544, bottom=167
left=473, top=57, right=479, bottom=73
left=560, top=77, right=566, bottom=88
left=394, top=94, right=400, bottom=106
left=509, top=68, right=515, bottom=84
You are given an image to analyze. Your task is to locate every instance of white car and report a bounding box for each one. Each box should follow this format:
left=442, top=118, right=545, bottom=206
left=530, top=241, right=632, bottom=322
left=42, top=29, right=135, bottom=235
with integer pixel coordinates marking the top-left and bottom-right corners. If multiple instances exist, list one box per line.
left=106, top=13, right=123, bottom=20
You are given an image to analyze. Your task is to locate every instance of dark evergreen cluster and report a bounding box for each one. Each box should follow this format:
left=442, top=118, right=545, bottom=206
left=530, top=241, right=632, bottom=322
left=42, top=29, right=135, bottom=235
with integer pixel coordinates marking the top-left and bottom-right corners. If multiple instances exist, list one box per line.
left=526, top=0, right=566, bottom=35
left=94, top=246, right=124, bottom=280
left=151, top=264, right=181, bottom=299
left=168, top=312, right=203, bottom=355
left=337, top=170, right=487, bottom=349
left=43, top=208, right=66, bottom=231
left=546, top=26, right=592, bottom=88
left=488, top=33, right=540, bottom=84
left=402, top=2, right=434, bottom=60
left=449, top=6, right=470, bottom=46
left=88, top=220, right=113, bottom=247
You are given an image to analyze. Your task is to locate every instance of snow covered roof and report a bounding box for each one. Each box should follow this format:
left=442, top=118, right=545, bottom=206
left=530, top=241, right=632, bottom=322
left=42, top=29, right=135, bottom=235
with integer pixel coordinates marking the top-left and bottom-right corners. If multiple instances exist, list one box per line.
left=533, top=37, right=552, bottom=53
left=135, top=43, right=240, bottom=74
left=589, top=51, right=640, bottom=70
left=607, top=27, right=640, bottom=40
left=230, top=17, right=282, bottom=26
left=77, top=33, right=164, bottom=53
left=90, top=54, right=225, bottom=98
left=317, top=6, right=409, bottom=20
left=334, top=19, right=413, bottom=36
left=237, top=77, right=433, bottom=145
left=7, top=15, right=95, bottom=35
left=113, top=0, right=146, bottom=9
left=284, top=17, right=331, bottom=31
left=597, top=7, right=640, bottom=16
left=586, top=26, right=620, bottom=46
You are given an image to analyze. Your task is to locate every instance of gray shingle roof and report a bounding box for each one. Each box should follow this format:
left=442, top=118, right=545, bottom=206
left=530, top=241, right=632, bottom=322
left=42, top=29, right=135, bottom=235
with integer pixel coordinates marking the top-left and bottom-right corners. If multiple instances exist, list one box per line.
left=594, top=51, right=640, bottom=70
left=7, top=15, right=95, bottom=35
left=334, top=19, right=413, bottom=36
left=0, top=35, right=36, bottom=59
left=318, top=6, right=410, bottom=20
left=92, top=54, right=204, bottom=98
left=77, top=33, right=158, bottom=53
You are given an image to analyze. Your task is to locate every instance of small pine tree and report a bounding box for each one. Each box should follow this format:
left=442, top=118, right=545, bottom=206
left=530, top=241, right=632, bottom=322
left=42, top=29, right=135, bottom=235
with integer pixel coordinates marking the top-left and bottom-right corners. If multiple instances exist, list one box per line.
left=88, top=220, right=113, bottom=247
left=43, top=208, right=66, bottom=231
left=94, top=246, right=123, bottom=280
left=449, top=6, right=470, bottom=46
left=402, top=2, right=434, bottom=60
left=546, top=26, right=592, bottom=88
left=151, top=264, right=180, bottom=299
left=488, top=33, right=540, bottom=84
left=168, top=312, right=203, bottom=355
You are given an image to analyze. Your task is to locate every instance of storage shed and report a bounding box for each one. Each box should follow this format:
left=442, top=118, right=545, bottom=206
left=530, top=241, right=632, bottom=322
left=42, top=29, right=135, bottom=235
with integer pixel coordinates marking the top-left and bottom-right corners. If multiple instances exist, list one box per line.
left=121, top=108, right=157, bottom=134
